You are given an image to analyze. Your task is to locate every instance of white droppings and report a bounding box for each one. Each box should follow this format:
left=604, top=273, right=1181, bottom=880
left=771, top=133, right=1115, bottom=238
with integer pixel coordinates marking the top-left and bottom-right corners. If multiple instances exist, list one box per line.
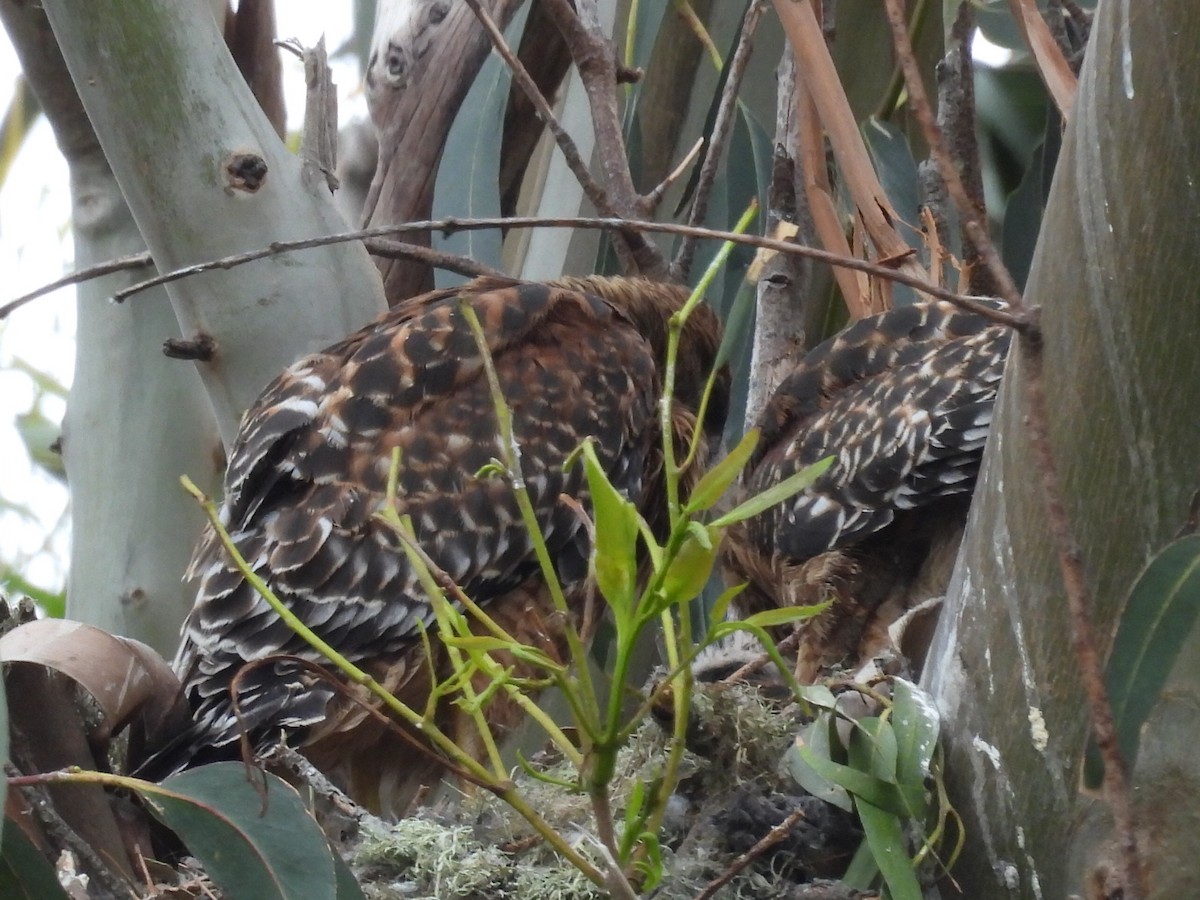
left=1028, top=706, right=1050, bottom=752
left=1002, top=863, right=1019, bottom=890
left=972, top=736, right=1003, bottom=771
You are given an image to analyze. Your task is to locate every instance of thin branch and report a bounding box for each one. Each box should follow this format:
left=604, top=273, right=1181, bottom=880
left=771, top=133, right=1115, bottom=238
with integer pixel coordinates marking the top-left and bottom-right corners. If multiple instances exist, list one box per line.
left=4, top=763, right=133, bottom=900
left=880, top=0, right=1022, bottom=309
left=1008, top=0, right=1079, bottom=119
left=110, top=216, right=1027, bottom=330
left=772, top=0, right=930, bottom=288
left=643, top=136, right=705, bottom=214
left=463, top=0, right=616, bottom=217
left=0, top=251, right=152, bottom=320
left=362, top=237, right=505, bottom=279
left=540, top=0, right=667, bottom=277
left=673, top=0, right=767, bottom=281
left=691, top=807, right=807, bottom=900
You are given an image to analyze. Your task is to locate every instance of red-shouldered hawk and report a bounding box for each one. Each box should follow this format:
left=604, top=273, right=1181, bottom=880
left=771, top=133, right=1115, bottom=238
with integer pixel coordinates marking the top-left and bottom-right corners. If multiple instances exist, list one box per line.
left=144, top=276, right=726, bottom=814
left=722, top=300, right=1009, bottom=682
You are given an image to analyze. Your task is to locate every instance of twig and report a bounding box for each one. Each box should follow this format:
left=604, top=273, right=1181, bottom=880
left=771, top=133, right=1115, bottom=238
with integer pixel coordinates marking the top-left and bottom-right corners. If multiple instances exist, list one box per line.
left=880, top=0, right=1022, bottom=310
left=673, top=0, right=767, bottom=281
left=463, top=0, right=615, bottom=218
left=110, top=215, right=1026, bottom=329
left=772, top=0, right=930, bottom=288
left=1008, top=0, right=1079, bottom=119
left=0, top=251, right=152, bottom=320
left=362, top=237, right=505, bottom=279
left=540, top=0, right=667, bottom=277
left=691, top=806, right=807, bottom=900
left=642, top=136, right=705, bottom=214
left=4, top=763, right=133, bottom=900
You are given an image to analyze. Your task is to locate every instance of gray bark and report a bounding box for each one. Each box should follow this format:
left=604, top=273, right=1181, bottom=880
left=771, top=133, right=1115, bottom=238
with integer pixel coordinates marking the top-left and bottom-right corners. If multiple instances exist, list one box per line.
left=925, top=2, right=1200, bottom=897
left=39, top=0, right=386, bottom=446
left=0, top=0, right=221, bottom=652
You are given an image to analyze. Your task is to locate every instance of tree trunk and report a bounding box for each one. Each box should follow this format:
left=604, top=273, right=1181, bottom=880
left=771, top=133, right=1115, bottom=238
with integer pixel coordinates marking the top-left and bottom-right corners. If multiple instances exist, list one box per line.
left=0, top=0, right=222, bottom=653
left=39, top=0, right=386, bottom=445
left=925, top=3, right=1200, bottom=897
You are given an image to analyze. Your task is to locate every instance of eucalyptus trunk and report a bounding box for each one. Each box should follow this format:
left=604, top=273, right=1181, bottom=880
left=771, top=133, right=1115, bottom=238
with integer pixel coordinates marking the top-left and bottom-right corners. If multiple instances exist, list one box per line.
left=924, top=2, right=1200, bottom=896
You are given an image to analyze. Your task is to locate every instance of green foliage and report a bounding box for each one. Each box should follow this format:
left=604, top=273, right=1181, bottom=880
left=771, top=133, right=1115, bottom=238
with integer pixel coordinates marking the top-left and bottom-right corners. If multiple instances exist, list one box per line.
left=0, top=824, right=70, bottom=900
left=146, top=764, right=356, bottom=900
left=1084, top=535, right=1200, bottom=789
left=786, top=678, right=957, bottom=900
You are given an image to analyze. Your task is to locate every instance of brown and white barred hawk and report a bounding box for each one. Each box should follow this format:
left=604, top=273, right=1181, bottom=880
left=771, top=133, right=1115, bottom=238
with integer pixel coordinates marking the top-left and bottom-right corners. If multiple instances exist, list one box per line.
left=722, top=300, right=1009, bottom=682
left=153, top=276, right=726, bottom=813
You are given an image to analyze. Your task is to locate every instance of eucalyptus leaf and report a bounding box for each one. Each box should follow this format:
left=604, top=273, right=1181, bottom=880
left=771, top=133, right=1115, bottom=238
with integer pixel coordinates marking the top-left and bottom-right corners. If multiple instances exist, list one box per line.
left=892, top=678, right=940, bottom=792
left=785, top=716, right=853, bottom=812
left=856, top=798, right=923, bottom=900
left=1084, top=534, right=1200, bottom=788
left=147, top=763, right=338, bottom=900
left=0, top=823, right=70, bottom=900
left=709, top=457, right=833, bottom=528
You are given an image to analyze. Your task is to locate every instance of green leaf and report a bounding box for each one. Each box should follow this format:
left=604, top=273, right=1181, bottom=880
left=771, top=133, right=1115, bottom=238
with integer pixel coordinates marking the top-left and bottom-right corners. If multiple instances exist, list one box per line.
left=706, top=582, right=747, bottom=626
left=785, top=716, right=853, bottom=812
left=856, top=797, right=923, bottom=900
left=0, top=823, right=70, bottom=900
left=735, top=602, right=830, bottom=630
left=848, top=717, right=899, bottom=785
left=684, top=428, right=759, bottom=514
left=795, top=746, right=910, bottom=818
left=331, top=844, right=368, bottom=900
left=709, top=457, right=833, bottom=528
left=659, top=526, right=719, bottom=608
left=892, top=678, right=940, bottom=793
left=578, top=441, right=640, bottom=617
left=1084, top=534, right=1200, bottom=788
left=146, top=763, right=338, bottom=900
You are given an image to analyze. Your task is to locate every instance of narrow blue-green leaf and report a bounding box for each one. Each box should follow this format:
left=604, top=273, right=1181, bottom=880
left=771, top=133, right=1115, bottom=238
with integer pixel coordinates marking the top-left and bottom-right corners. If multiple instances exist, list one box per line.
left=848, top=717, right=899, bottom=785
left=794, top=746, right=910, bottom=817
left=148, top=763, right=337, bottom=900
left=684, top=428, right=759, bottom=514
left=892, top=678, right=940, bottom=792
left=621, top=0, right=670, bottom=135
left=1084, top=534, right=1200, bottom=788
left=579, top=441, right=640, bottom=618
left=709, top=457, right=833, bottom=528
left=785, top=717, right=853, bottom=812
left=432, top=3, right=531, bottom=288
left=0, top=821, right=70, bottom=900
left=840, top=839, right=881, bottom=891
left=855, top=798, right=923, bottom=900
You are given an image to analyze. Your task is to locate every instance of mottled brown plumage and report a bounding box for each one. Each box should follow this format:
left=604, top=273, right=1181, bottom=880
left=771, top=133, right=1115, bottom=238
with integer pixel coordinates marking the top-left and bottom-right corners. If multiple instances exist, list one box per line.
left=157, top=276, right=726, bottom=813
left=722, top=300, right=1009, bottom=681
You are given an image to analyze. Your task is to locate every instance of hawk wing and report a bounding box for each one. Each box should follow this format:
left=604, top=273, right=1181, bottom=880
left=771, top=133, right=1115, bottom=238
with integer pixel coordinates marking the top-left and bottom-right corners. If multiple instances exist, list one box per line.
left=741, top=300, right=1010, bottom=568
left=173, top=278, right=662, bottom=753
